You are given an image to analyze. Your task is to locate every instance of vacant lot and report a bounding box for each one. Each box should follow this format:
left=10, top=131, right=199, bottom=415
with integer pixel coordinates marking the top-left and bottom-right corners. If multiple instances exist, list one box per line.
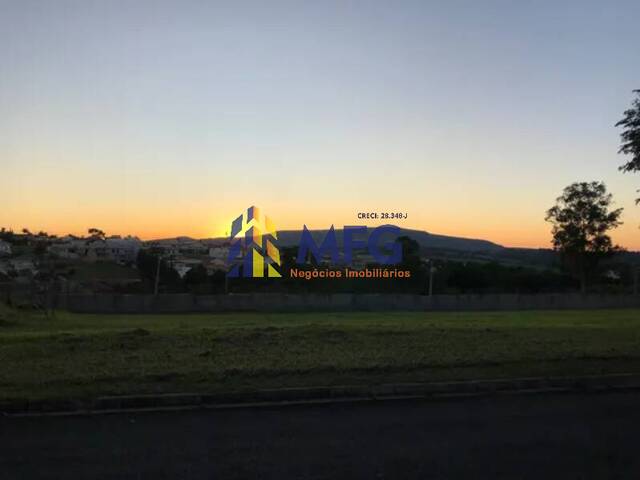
left=2, top=304, right=640, bottom=401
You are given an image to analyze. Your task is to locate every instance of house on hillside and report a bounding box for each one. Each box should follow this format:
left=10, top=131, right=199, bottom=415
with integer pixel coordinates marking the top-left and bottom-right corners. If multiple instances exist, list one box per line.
left=48, top=236, right=85, bottom=259
left=144, top=237, right=208, bottom=256
left=0, top=240, right=11, bottom=256
left=1, top=258, right=38, bottom=280
left=209, top=246, right=230, bottom=260
left=93, top=236, right=142, bottom=264
left=49, top=236, right=142, bottom=264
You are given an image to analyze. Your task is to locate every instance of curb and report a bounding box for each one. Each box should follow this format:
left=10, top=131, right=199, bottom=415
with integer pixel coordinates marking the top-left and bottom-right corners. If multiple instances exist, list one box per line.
left=3, top=373, right=640, bottom=417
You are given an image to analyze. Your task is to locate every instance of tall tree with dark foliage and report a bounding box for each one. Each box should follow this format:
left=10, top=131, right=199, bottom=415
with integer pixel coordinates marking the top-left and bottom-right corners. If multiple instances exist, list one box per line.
left=616, top=90, right=640, bottom=203
left=546, top=182, right=623, bottom=293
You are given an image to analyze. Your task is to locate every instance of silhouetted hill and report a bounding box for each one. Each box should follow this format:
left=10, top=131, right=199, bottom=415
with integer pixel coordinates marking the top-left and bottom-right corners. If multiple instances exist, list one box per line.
left=274, top=228, right=504, bottom=252
left=164, top=228, right=639, bottom=269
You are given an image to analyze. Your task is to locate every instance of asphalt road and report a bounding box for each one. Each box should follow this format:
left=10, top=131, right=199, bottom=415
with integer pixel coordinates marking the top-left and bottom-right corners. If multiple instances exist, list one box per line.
left=2, top=391, right=640, bottom=479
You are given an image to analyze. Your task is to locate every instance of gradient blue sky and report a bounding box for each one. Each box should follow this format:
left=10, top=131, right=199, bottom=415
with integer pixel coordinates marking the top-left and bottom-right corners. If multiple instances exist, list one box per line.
left=1, top=0, right=639, bottom=248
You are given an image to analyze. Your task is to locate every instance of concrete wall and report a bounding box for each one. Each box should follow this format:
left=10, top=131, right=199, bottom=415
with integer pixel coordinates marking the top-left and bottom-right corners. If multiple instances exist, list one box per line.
left=55, top=293, right=640, bottom=314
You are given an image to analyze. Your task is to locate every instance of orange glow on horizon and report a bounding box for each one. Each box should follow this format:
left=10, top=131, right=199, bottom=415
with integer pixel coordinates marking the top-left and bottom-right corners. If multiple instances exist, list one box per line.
left=3, top=212, right=638, bottom=251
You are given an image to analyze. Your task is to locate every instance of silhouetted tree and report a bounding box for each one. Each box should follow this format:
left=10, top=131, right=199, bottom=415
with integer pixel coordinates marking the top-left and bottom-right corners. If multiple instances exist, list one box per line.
left=184, top=265, right=208, bottom=288
left=136, top=250, right=182, bottom=293
left=545, top=182, right=623, bottom=293
left=87, top=228, right=106, bottom=242
left=397, top=236, right=421, bottom=269
left=616, top=90, right=640, bottom=203
left=0, top=228, right=15, bottom=243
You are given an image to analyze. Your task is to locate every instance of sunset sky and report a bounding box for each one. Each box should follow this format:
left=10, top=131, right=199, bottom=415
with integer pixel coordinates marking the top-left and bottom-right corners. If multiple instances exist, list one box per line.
left=2, top=0, right=639, bottom=249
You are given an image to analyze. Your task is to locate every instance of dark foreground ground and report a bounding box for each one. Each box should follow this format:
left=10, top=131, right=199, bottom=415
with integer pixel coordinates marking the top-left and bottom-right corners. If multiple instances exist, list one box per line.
left=2, top=391, right=640, bottom=479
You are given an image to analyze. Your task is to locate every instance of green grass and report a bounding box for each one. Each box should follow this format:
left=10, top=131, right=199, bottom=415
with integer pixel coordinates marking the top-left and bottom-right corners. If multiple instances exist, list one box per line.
left=2, top=305, right=640, bottom=402
left=68, top=260, right=140, bottom=281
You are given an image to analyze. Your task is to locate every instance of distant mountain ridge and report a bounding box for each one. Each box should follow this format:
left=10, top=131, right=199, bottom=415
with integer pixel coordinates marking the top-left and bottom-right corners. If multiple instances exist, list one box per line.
left=150, top=228, right=638, bottom=269
left=179, top=228, right=504, bottom=252
left=273, top=228, right=504, bottom=252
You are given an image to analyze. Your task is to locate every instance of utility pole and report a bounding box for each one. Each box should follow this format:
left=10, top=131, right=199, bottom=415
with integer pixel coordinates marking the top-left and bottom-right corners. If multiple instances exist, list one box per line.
left=429, top=263, right=435, bottom=297
left=154, top=254, right=162, bottom=296
left=634, top=266, right=639, bottom=296
left=225, top=232, right=230, bottom=294
left=425, top=260, right=435, bottom=297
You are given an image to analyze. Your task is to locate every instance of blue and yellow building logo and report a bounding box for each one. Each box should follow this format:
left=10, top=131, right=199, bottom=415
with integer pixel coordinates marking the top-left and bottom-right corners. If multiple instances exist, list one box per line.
left=227, top=206, right=281, bottom=278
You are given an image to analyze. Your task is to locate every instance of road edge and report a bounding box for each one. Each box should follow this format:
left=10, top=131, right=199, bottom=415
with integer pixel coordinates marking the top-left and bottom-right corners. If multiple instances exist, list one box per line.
left=4, top=373, right=640, bottom=417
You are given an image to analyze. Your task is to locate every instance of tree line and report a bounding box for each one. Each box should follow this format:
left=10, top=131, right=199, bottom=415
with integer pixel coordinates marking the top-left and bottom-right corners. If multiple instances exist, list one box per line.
left=545, top=90, right=640, bottom=293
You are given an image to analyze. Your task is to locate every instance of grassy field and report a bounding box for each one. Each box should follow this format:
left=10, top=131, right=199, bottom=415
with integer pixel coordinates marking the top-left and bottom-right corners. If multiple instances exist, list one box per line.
left=2, top=303, right=640, bottom=401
